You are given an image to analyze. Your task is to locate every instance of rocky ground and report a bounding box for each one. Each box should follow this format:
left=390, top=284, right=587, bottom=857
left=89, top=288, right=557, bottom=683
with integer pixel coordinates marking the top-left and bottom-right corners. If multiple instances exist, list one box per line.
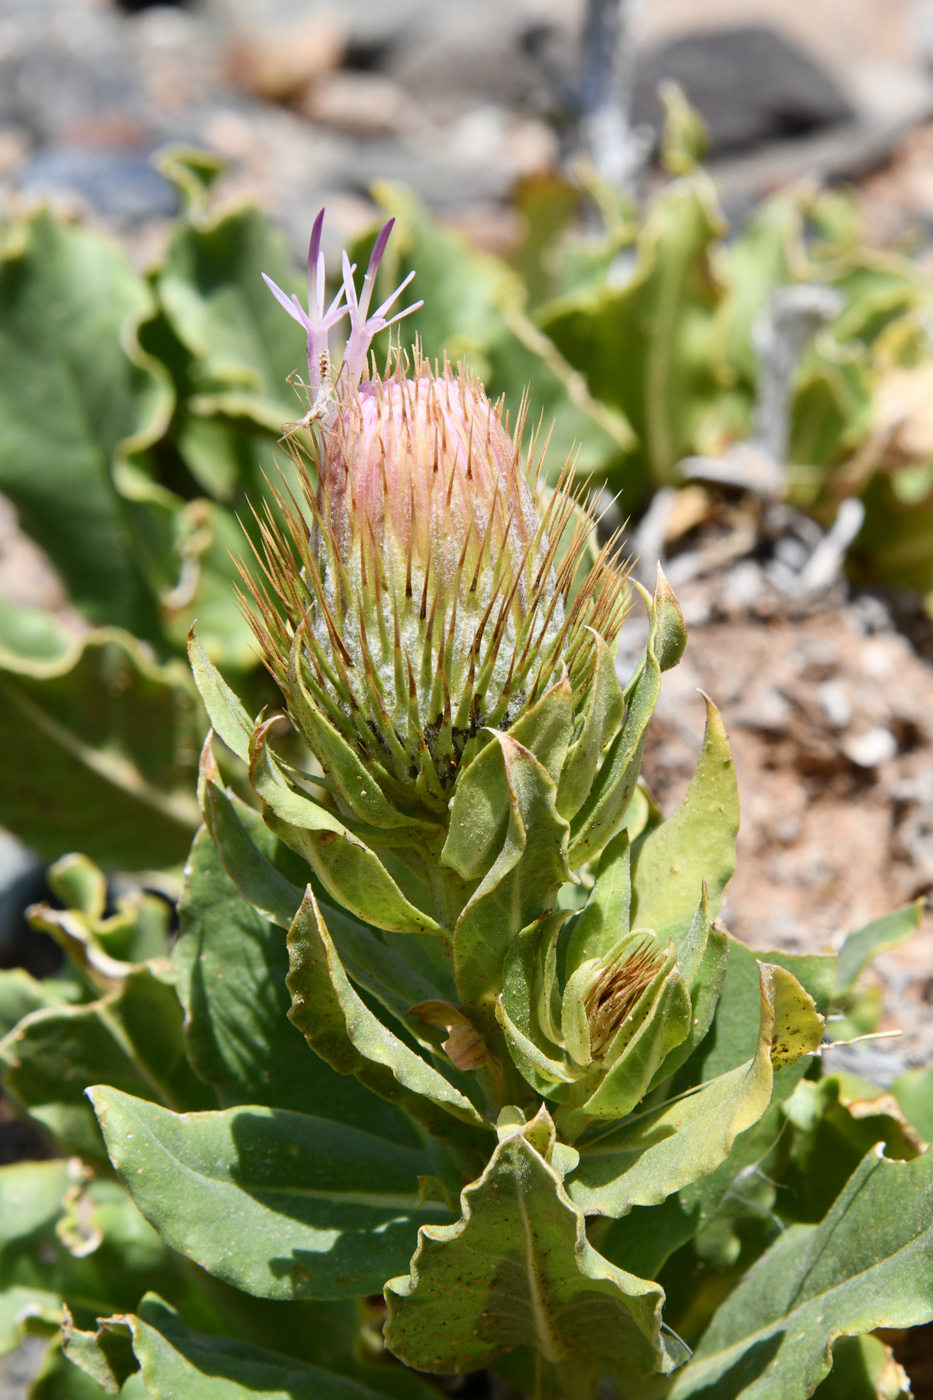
left=633, top=573, right=933, bottom=1076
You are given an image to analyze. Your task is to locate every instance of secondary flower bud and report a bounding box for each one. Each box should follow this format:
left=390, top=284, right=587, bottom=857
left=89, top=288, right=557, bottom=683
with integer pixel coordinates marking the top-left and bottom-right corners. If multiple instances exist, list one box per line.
left=244, top=213, right=628, bottom=815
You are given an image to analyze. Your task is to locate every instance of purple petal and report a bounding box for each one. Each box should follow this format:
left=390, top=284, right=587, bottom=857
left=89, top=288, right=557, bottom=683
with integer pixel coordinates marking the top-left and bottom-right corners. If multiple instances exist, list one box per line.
left=372, top=269, right=416, bottom=321
left=358, top=219, right=397, bottom=321
left=307, top=209, right=325, bottom=313
left=262, top=273, right=312, bottom=329
left=368, top=219, right=395, bottom=280
left=341, top=251, right=359, bottom=313
left=383, top=299, right=423, bottom=328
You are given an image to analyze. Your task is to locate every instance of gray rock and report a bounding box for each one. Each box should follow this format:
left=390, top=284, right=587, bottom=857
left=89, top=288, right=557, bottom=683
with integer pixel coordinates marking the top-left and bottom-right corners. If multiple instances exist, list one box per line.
left=19, top=146, right=178, bottom=225
left=0, top=831, right=43, bottom=959
left=0, top=1335, right=46, bottom=1400
left=632, top=25, right=855, bottom=156
left=0, top=0, right=143, bottom=144
left=200, top=0, right=440, bottom=53
left=381, top=0, right=575, bottom=119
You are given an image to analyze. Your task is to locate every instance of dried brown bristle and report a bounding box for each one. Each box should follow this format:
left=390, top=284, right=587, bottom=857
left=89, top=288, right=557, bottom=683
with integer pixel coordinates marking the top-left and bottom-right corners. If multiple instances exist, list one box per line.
left=585, top=940, right=664, bottom=1059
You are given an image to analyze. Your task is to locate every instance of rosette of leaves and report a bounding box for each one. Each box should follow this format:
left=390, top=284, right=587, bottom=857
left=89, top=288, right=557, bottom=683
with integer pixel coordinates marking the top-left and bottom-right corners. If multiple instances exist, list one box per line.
left=0, top=216, right=930, bottom=1400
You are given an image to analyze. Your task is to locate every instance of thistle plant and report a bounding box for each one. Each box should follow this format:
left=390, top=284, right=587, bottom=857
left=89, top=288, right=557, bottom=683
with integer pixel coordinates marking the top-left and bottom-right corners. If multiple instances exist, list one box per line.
left=2, top=211, right=930, bottom=1400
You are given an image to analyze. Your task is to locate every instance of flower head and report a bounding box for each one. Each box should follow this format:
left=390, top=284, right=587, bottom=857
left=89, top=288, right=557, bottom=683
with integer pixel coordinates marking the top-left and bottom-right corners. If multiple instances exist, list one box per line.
left=261, top=211, right=421, bottom=395
left=245, top=213, right=627, bottom=815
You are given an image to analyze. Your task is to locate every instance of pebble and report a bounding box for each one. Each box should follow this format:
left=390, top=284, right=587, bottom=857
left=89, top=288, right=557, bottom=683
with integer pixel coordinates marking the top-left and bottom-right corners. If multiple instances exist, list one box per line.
left=842, top=726, right=899, bottom=768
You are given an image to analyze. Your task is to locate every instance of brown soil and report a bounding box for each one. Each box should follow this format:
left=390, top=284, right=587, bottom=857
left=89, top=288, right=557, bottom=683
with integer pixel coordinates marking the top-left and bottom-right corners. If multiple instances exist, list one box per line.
left=635, top=580, right=933, bottom=1067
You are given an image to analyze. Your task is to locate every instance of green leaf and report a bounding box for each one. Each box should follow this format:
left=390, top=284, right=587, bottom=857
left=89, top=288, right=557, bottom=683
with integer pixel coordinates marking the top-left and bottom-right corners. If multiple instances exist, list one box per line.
left=668, top=1147, right=933, bottom=1399
left=567, top=961, right=823, bottom=1217
left=174, top=827, right=416, bottom=1141
left=187, top=630, right=254, bottom=763
left=599, top=939, right=835, bottom=1278
left=0, top=968, right=68, bottom=1039
left=540, top=174, right=729, bottom=501
left=251, top=725, right=441, bottom=936
left=0, top=1160, right=71, bottom=1352
left=629, top=694, right=739, bottom=945
left=833, top=898, right=925, bottom=998
left=557, top=632, right=627, bottom=819
left=892, top=1066, right=933, bottom=1141
left=0, top=967, right=213, bottom=1160
left=444, top=733, right=571, bottom=1016
left=197, top=759, right=456, bottom=1040
left=780, top=1075, right=923, bottom=1226
left=811, top=1334, right=911, bottom=1400
left=199, top=761, right=303, bottom=932
left=0, top=627, right=201, bottom=868
left=648, top=908, right=729, bottom=1090
left=32, top=1336, right=128, bottom=1398
left=496, top=911, right=574, bottom=1094
left=107, top=1293, right=390, bottom=1399
left=64, top=1315, right=138, bottom=1394
left=90, top=1088, right=453, bottom=1301
left=155, top=203, right=305, bottom=426
left=569, top=572, right=683, bottom=871
left=0, top=210, right=171, bottom=635
left=384, top=1109, right=682, bottom=1379
left=286, top=890, right=489, bottom=1148
left=29, top=853, right=173, bottom=982
left=0, top=1160, right=189, bottom=1357
left=564, top=831, right=632, bottom=975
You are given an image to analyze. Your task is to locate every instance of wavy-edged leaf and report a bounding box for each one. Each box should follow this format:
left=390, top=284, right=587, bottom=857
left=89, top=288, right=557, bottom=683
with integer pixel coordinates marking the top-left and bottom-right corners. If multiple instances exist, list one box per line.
left=286, top=890, right=489, bottom=1150
left=90, top=1088, right=452, bottom=1301
left=0, top=209, right=171, bottom=636
left=668, top=1147, right=933, bottom=1399
left=568, top=961, right=823, bottom=1217
left=0, top=969, right=69, bottom=1040
left=197, top=754, right=456, bottom=1040
left=87, top=1293, right=393, bottom=1400
left=445, top=733, right=571, bottom=1015
left=629, top=694, right=739, bottom=945
left=0, top=628, right=200, bottom=868
left=0, top=1160, right=186, bottom=1358
left=384, top=1111, right=682, bottom=1379
left=251, top=725, right=440, bottom=936
left=0, top=967, right=213, bottom=1161
left=175, top=827, right=417, bottom=1141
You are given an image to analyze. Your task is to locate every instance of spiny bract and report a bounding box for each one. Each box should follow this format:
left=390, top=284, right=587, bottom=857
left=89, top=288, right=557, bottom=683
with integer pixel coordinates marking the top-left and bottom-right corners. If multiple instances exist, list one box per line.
left=242, top=213, right=628, bottom=816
